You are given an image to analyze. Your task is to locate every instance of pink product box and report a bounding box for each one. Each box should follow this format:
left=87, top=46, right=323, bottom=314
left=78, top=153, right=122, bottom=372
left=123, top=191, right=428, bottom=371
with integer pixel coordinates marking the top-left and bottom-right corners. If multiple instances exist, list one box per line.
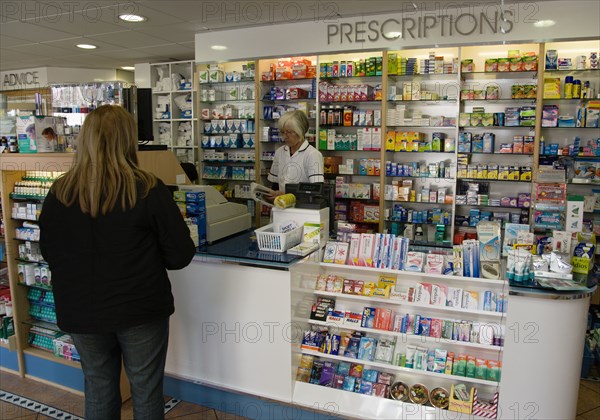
left=430, top=283, right=447, bottom=305
left=413, top=282, right=432, bottom=304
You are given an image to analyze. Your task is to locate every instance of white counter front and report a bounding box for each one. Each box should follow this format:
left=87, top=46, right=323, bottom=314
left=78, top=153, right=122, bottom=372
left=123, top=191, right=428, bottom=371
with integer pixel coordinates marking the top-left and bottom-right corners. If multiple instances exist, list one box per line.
left=166, top=255, right=295, bottom=402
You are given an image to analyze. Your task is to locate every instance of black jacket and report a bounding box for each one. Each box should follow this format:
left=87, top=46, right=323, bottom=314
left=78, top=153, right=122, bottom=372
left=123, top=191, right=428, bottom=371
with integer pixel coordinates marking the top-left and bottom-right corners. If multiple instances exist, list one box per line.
left=39, top=179, right=196, bottom=333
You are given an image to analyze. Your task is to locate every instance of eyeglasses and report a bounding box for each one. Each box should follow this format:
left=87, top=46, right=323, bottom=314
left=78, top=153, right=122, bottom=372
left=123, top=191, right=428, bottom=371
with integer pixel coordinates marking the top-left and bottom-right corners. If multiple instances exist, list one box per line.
left=280, top=129, right=296, bottom=136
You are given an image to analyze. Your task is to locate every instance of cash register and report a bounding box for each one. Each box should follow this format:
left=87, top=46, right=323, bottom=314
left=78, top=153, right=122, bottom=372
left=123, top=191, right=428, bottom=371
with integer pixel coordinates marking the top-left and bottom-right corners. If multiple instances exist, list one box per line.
left=177, top=185, right=251, bottom=243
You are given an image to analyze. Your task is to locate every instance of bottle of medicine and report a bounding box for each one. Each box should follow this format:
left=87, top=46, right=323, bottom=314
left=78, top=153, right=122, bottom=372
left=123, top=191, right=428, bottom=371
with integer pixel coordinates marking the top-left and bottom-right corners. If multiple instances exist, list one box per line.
left=564, top=76, right=573, bottom=99
left=572, top=80, right=581, bottom=99
left=415, top=226, right=424, bottom=239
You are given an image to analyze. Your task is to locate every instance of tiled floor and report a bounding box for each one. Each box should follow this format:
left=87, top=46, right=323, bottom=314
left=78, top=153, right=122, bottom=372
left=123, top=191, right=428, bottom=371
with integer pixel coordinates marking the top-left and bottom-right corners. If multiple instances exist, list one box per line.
left=1, top=368, right=600, bottom=419
left=0, top=369, right=246, bottom=419
left=578, top=363, right=600, bottom=420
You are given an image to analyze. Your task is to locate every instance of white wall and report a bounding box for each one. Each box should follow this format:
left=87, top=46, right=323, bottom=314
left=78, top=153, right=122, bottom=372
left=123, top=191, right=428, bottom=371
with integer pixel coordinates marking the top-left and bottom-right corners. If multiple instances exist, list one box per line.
left=45, top=67, right=118, bottom=83
left=134, top=63, right=151, bottom=88
left=195, top=1, right=600, bottom=63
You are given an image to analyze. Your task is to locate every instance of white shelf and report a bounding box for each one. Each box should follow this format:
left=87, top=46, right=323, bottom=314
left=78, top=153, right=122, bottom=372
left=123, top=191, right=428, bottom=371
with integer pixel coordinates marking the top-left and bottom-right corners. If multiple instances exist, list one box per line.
left=318, top=262, right=508, bottom=287
left=313, top=290, right=505, bottom=319
left=306, top=319, right=503, bottom=352
left=292, top=381, right=492, bottom=420
left=300, top=349, right=499, bottom=387
left=150, top=60, right=198, bottom=167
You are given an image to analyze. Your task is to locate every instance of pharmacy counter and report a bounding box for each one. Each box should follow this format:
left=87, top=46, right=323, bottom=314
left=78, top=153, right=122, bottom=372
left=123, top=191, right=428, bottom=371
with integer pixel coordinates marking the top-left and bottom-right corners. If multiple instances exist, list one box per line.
left=498, top=285, right=595, bottom=420
left=165, top=238, right=595, bottom=419
left=165, top=230, right=311, bottom=404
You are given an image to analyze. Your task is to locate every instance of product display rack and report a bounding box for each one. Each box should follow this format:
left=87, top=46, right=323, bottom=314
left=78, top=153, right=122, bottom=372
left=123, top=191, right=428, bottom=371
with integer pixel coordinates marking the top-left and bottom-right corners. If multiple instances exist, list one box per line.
left=534, top=41, right=600, bottom=240
left=450, top=43, right=543, bottom=246
left=192, top=40, right=598, bottom=244
left=150, top=60, right=198, bottom=167
left=0, top=155, right=79, bottom=373
left=257, top=56, right=318, bottom=225
left=0, top=152, right=186, bottom=385
left=290, top=261, right=506, bottom=419
left=316, top=52, right=384, bottom=233
left=383, top=47, right=459, bottom=246
left=197, top=60, right=259, bottom=225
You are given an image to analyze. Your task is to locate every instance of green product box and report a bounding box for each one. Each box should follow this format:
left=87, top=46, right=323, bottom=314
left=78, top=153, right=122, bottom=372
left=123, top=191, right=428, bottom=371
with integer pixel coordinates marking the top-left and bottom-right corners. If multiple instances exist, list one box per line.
left=319, top=128, right=328, bottom=150
left=388, top=53, right=398, bottom=75
left=366, top=57, right=376, bottom=76
left=459, top=113, right=471, bottom=127
left=375, top=56, right=383, bottom=76
left=173, top=191, right=187, bottom=202
left=470, top=113, right=483, bottom=127
left=442, top=320, right=454, bottom=339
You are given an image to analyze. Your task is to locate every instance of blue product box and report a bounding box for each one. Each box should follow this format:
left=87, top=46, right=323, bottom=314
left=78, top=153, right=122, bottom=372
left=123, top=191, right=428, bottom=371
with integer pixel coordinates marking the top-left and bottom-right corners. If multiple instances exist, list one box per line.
left=190, top=212, right=207, bottom=247
left=358, top=337, right=377, bottom=361
left=342, top=376, right=356, bottom=392
left=413, top=314, right=421, bottom=335
left=359, top=380, right=374, bottom=395
left=361, top=307, right=376, bottom=328
left=362, top=369, right=379, bottom=383
left=472, top=135, right=484, bottom=153
left=186, top=203, right=203, bottom=215
left=483, top=133, right=495, bottom=153
left=185, top=191, right=206, bottom=204
left=337, top=361, right=351, bottom=375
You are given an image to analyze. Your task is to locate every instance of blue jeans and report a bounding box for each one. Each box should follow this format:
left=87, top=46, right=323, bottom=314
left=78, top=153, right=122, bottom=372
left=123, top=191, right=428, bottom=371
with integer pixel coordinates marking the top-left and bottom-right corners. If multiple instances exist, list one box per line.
left=71, top=317, right=169, bottom=420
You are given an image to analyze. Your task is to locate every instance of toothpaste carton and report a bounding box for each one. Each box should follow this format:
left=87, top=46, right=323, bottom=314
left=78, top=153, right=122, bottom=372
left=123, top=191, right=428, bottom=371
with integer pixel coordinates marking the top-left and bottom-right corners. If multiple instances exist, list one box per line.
left=447, top=287, right=463, bottom=307
left=462, top=290, right=479, bottom=310
left=413, top=282, right=432, bottom=304
left=430, top=284, right=448, bottom=306
left=405, top=251, right=425, bottom=272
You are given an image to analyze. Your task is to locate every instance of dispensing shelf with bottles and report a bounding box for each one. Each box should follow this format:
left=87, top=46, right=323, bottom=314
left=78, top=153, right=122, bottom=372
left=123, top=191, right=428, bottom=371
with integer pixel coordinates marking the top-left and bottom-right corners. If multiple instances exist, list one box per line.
left=7, top=170, right=80, bottom=364
left=316, top=52, right=384, bottom=233
left=383, top=48, right=459, bottom=247
left=198, top=61, right=258, bottom=219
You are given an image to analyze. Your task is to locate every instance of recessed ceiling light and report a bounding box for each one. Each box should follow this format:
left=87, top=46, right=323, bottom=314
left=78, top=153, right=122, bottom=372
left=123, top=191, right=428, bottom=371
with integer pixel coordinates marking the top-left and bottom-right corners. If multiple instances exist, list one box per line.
left=121, top=66, right=135, bottom=71
left=533, top=20, right=556, bottom=28
left=119, top=14, right=146, bottom=22
left=211, top=45, right=227, bottom=51
left=384, top=31, right=402, bottom=38
left=76, top=44, right=97, bottom=49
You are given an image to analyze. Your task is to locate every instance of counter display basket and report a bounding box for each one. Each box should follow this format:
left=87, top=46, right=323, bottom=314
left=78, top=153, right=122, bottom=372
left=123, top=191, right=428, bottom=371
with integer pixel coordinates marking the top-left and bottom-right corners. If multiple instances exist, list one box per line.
left=255, top=223, right=302, bottom=252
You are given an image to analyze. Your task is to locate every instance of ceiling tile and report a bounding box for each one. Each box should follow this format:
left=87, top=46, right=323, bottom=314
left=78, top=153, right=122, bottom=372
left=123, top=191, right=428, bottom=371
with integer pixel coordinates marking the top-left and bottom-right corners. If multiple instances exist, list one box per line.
left=132, top=21, right=207, bottom=43
left=92, top=48, right=162, bottom=60
left=134, top=43, right=194, bottom=57
left=0, top=21, right=78, bottom=42
left=0, top=1, right=46, bottom=20
left=136, top=1, right=214, bottom=23
left=0, top=34, right=35, bottom=48
left=93, top=30, right=174, bottom=48
left=3, top=43, right=80, bottom=59
left=32, top=15, right=130, bottom=37
left=42, top=37, right=125, bottom=52
left=0, top=48, right=34, bottom=61
left=110, top=2, right=185, bottom=26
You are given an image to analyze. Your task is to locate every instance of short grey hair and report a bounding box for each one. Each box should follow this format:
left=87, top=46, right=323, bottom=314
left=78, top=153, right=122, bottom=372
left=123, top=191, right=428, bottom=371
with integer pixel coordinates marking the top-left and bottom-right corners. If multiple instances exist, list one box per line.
left=279, top=110, right=309, bottom=141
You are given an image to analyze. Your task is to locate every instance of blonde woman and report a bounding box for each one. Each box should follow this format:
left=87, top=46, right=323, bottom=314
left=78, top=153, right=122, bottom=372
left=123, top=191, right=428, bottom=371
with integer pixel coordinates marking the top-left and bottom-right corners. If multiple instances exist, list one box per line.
left=267, top=110, right=324, bottom=199
left=39, top=105, right=196, bottom=420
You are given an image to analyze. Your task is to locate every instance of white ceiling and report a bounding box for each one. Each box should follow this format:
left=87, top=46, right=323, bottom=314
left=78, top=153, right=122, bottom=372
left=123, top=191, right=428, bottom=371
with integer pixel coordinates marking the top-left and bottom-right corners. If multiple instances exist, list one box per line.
left=0, top=0, right=561, bottom=72
left=0, top=0, right=413, bottom=71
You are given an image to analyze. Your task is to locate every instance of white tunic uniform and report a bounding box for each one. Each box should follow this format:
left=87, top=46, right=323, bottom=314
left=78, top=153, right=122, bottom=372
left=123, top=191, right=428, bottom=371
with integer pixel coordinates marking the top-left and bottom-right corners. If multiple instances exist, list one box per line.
left=267, top=140, right=324, bottom=191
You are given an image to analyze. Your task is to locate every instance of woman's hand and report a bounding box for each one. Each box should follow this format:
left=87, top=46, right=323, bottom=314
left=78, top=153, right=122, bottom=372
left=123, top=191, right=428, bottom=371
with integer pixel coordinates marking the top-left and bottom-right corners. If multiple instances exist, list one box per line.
left=265, top=190, right=284, bottom=202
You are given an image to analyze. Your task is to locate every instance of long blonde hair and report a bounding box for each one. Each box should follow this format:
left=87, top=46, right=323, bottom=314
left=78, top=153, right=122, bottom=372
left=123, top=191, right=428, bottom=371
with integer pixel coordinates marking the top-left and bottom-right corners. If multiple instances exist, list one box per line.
left=53, top=105, right=157, bottom=217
